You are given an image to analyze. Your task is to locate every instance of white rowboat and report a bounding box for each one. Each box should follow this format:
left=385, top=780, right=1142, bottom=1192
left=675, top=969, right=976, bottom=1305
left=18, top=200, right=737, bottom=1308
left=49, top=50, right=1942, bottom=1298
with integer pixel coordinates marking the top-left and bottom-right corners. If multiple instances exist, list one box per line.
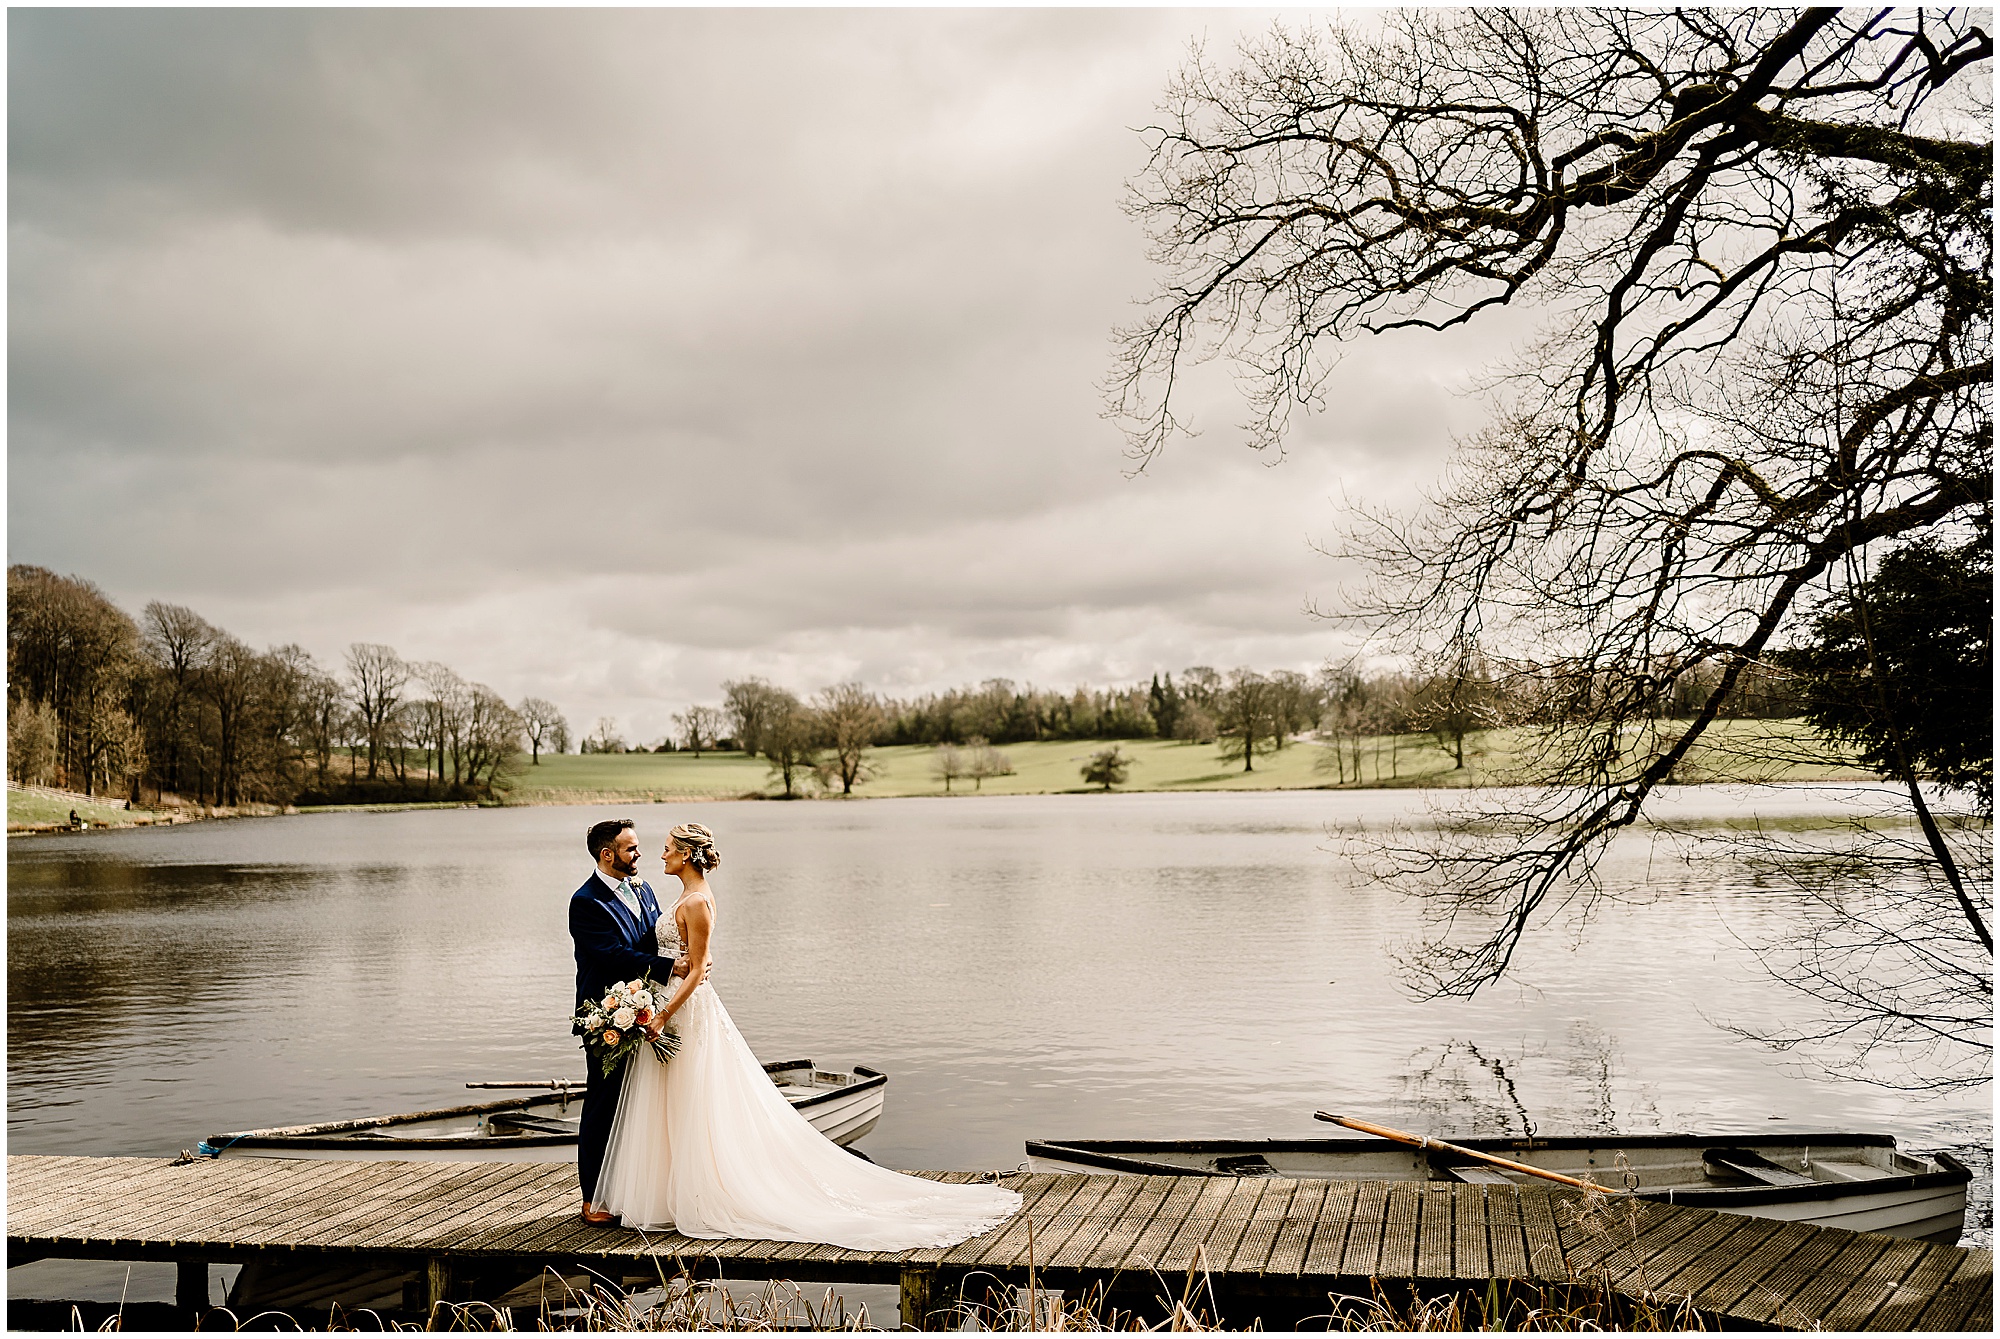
left=201, top=1060, right=886, bottom=1161
left=1026, top=1133, right=1970, bottom=1243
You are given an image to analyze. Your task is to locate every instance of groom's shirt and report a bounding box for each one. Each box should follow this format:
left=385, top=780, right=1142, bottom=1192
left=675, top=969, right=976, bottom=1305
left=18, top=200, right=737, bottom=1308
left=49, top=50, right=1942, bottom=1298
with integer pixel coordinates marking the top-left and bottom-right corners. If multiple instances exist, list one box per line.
left=594, top=868, right=645, bottom=923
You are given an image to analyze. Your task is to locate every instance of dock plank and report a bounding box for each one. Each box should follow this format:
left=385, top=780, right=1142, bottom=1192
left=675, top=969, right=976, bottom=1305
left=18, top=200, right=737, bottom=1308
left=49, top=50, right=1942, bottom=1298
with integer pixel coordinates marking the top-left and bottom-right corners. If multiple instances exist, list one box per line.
left=1377, top=1181, right=1421, bottom=1278
left=1650, top=1213, right=1788, bottom=1304
left=7, top=1156, right=1986, bottom=1333
left=1484, top=1187, right=1528, bottom=1279
left=1109, top=1176, right=1209, bottom=1275
left=1518, top=1189, right=1565, bottom=1280
left=1020, top=1174, right=1121, bottom=1273
left=1452, top=1181, right=1488, bottom=1280
left=1045, top=1175, right=1147, bottom=1271
left=1909, top=1249, right=1993, bottom=1332
left=1191, top=1177, right=1267, bottom=1277
left=1228, top=1178, right=1295, bottom=1274
left=1866, top=1243, right=1986, bottom=1332
left=953, top=1175, right=1085, bottom=1269
left=1559, top=1196, right=1686, bottom=1279
left=1416, top=1183, right=1455, bottom=1279
left=1335, top=1181, right=1388, bottom=1278
left=1815, top=1236, right=1938, bottom=1332
left=9, top=1156, right=198, bottom=1234
left=1701, top=1220, right=1836, bottom=1317
left=1601, top=1207, right=1753, bottom=1299
left=1735, top=1229, right=1891, bottom=1329
left=1073, top=1175, right=1176, bottom=1273
left=1150, top=1176, right=1243, bottom=1274
left=1263, top=1179, right=1328, bottom=1279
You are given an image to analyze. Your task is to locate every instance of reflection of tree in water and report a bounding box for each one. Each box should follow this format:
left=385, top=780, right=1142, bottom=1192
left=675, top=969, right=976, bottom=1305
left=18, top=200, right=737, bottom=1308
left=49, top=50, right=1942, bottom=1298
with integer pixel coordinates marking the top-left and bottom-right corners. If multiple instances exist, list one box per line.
left=1397, top=1026, right=1660, bottom=1139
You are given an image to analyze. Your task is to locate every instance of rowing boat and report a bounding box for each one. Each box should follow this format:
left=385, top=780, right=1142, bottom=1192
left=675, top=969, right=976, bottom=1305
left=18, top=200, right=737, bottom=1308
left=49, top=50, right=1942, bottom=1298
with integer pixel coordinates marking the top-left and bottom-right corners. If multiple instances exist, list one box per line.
left=1025, top=1132, right=1969, bottom=1243
left=201, top=1060, right=886, bottom=1160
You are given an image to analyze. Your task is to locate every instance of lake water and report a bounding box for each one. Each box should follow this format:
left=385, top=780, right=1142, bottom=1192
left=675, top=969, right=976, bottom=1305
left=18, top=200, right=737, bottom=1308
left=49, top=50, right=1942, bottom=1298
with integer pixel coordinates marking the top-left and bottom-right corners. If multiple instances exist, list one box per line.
left=8, top=786, right=1990, bottom=1305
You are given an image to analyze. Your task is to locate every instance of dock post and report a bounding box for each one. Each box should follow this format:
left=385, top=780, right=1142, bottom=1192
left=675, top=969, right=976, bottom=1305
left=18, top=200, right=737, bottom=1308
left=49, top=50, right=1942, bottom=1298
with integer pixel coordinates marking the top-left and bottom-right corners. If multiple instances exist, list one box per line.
left=425, top=1256, right=457, bottom=1326
left=899, top=1265, right=941, bottom=1331
left=175, top=1259, right=207, bottom=1321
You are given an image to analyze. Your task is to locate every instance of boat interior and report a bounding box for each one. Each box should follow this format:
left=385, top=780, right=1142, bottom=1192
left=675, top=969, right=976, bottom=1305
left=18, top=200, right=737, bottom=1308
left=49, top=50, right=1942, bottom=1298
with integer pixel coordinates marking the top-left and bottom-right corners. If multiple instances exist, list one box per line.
left=1050, top=1137, right=1948, bottom=1193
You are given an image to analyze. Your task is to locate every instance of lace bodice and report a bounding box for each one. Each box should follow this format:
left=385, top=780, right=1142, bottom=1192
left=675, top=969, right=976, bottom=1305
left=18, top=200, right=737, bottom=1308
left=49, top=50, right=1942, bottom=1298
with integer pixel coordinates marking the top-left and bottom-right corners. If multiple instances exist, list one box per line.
left=655, top=897, right=712, bottom=961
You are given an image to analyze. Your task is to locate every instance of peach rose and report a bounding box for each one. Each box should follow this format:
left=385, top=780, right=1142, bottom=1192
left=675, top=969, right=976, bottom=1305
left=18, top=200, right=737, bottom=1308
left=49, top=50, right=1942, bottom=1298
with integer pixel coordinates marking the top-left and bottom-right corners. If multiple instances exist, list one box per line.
left=600, top=1028, right=621, bottom=1045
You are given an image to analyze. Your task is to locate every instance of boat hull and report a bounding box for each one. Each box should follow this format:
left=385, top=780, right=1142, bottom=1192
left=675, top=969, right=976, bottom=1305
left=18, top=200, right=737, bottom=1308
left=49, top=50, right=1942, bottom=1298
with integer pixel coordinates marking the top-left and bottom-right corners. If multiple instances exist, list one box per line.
left=1025, top=1133, right=1969, bottom=1244
left=205, top=1061, right=886, bottom=1162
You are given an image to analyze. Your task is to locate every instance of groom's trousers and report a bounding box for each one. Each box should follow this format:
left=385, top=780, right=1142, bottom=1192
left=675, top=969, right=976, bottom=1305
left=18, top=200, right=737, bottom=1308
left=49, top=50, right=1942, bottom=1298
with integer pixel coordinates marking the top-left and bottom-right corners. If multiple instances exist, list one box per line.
left=577, top=1056, right=627, bottom=1204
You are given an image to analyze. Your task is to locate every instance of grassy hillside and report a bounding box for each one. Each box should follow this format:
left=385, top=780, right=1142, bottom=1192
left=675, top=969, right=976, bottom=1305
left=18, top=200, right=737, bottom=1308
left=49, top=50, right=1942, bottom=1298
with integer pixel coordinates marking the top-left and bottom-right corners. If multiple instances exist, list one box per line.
left=7, top=785, right=156, bottom=829
left=504, top=719, right=1869, bottom=804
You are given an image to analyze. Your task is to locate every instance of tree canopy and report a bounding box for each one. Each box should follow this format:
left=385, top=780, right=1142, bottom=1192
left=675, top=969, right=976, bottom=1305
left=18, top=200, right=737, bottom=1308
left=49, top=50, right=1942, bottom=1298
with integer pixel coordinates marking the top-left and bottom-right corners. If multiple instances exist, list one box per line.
left=1112, top=9, right=1992, bottom=1045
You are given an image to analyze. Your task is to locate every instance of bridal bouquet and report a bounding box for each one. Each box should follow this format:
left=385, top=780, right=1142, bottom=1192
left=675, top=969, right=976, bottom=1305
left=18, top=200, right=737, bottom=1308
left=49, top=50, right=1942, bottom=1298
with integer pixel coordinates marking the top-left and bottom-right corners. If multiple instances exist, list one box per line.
left=573, top=977, right=680, bottom=1078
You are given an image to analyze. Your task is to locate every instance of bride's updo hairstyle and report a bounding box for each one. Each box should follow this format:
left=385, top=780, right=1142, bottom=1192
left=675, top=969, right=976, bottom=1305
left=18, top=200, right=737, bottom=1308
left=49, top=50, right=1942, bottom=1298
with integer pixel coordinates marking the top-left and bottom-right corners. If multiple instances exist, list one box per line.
left=670, top=822, right=721, bottom=873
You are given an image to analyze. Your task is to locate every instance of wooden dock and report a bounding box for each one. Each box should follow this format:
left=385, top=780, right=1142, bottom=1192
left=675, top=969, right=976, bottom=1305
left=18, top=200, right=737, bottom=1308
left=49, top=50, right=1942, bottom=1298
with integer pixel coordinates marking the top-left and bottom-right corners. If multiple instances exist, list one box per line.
left=6, top=1155, right=1990, bottom=1330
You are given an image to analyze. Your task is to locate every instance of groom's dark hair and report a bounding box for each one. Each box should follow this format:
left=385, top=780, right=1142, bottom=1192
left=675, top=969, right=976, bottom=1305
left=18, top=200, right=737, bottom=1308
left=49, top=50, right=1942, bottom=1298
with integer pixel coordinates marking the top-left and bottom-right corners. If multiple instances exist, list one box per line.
left=587, top=818, right=635, bottom=860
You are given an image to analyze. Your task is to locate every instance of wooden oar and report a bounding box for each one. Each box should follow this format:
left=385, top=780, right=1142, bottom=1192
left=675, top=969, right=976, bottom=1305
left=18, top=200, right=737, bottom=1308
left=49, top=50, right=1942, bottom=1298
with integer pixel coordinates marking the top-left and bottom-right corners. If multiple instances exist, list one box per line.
left=1314, top=1112, right=1618, bottom=1192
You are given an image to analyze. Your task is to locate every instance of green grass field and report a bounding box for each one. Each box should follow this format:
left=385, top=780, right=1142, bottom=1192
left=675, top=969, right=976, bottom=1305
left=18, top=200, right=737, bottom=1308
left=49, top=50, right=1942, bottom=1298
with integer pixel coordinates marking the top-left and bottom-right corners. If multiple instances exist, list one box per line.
left=503, top=719, right=1869, bottom=804
left=6, top=785, right=155, bottom=828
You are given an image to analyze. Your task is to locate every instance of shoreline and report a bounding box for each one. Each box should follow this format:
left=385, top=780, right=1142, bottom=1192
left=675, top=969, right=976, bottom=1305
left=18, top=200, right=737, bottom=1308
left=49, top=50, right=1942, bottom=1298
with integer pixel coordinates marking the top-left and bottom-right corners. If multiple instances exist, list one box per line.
left=9, top=769, right=1904, bottom=837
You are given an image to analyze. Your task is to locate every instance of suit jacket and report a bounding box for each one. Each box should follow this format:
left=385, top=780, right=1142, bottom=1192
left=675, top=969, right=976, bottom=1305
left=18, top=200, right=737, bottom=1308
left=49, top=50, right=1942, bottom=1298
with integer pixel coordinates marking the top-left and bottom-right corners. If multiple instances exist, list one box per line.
left=570, top=871, right=673, bottom=1010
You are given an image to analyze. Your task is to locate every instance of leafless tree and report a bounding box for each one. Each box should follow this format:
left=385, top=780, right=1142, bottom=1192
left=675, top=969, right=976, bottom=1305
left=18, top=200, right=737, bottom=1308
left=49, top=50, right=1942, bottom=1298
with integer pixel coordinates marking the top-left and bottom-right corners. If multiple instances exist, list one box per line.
left=140, top=602, right=214, bottom=796
left=723, top=678, right=789, bottom=757
left=460, top=686, right=525, bottom=791
left=585, top=717, right=627, bottom=755
left=345, top=643, right=408, bottom=782
left=674, top=704, right=724, bottom=759
left=200, top=635, right=259, bottom=805
left=411, top=661, right=466, bottom=791
left=1216, top=669, right=1276, bottom=773
left=965, top=737, right=1013, bottom=791
left=299, top=665, right=346, bottom=789
left=813, top=683, right=882, bottom=795
left=7, top=566, right=144, bottom=796
left=518, top=696, right=565, bottom=765
left=1113, top=9, right=1992, bottom=1073
left=930, top=742, right=966, bottom=794
left=758, top=692, right=821, bottom=798
left=8, top=699, right=59, bottom=787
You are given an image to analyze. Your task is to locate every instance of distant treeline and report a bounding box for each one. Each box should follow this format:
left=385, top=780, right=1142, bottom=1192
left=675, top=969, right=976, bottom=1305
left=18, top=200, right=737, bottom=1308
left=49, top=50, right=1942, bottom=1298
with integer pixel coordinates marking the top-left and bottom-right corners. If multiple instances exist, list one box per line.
left=623, top=660, right=1807, bottom=795
left=6, top=565, right=563, bottom=807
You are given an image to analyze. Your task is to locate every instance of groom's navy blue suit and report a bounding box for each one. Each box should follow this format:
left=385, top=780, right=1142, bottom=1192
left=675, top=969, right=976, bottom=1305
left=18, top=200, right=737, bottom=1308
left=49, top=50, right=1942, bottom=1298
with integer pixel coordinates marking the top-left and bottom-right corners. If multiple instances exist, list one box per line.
left=570, top=870, right=672, bottom=1205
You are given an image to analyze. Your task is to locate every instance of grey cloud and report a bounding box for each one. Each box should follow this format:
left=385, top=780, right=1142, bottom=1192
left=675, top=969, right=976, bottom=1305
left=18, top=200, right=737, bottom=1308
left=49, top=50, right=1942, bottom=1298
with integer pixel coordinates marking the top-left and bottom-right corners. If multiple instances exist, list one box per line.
left=11, top=9, right=1483, bottom=733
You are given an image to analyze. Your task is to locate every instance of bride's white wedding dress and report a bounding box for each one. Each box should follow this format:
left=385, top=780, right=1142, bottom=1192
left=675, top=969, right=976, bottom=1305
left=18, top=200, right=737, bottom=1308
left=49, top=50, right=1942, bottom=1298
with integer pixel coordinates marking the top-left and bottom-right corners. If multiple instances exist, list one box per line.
left=593, top=899, right=1022, bottom=1249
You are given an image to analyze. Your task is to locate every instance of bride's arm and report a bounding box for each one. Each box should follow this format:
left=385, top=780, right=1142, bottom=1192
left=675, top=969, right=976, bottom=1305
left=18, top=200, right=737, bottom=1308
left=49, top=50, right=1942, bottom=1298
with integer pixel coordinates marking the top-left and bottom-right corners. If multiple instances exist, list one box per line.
left=658, top=898, right=713, bottom=1023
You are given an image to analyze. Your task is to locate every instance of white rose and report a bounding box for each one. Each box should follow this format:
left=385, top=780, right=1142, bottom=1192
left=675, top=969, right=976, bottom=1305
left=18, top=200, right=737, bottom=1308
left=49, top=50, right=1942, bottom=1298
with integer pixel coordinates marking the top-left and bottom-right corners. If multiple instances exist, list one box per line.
left=632, top=990, right=654, bottom=1009
left=612, top=1007, right=637, bottom=1029
left=585, top=1013, right=605, bottom=1031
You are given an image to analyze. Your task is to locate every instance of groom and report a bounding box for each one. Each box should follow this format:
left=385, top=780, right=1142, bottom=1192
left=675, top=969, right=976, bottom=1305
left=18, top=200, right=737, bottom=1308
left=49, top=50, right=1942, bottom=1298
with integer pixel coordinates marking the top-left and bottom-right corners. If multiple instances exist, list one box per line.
left=570, top=817, right=687, bottom=1224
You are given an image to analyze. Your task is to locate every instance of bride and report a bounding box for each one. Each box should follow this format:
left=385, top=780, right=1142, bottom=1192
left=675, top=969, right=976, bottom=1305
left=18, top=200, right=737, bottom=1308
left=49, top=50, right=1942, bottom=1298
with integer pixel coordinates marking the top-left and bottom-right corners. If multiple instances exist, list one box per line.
left=591, top=822, right=1022, bottom=1249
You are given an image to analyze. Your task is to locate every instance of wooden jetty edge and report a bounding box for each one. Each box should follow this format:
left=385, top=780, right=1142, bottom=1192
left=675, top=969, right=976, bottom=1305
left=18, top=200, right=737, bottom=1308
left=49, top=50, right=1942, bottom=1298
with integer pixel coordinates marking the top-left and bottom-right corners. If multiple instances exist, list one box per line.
left=6, top=1155, right=1991, bottom=1330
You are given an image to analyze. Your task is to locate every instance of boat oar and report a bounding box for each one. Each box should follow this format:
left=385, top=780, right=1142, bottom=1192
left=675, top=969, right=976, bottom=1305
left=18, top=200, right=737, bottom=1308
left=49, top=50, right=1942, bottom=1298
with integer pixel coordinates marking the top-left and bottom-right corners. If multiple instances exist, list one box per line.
left=1314, top=1112, right=1618, bottom=1193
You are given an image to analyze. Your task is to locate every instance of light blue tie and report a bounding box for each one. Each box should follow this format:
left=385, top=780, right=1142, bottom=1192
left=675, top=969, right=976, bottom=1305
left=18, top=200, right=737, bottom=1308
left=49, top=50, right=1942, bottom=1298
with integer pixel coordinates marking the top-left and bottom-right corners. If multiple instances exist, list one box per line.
left=614, top=878, right=642, bottom=921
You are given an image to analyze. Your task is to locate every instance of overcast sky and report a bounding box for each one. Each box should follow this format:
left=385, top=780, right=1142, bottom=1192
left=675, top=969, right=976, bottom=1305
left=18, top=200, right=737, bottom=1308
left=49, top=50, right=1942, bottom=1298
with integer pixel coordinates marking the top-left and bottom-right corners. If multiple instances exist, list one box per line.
left=10, top=8, right=1508, bottom=745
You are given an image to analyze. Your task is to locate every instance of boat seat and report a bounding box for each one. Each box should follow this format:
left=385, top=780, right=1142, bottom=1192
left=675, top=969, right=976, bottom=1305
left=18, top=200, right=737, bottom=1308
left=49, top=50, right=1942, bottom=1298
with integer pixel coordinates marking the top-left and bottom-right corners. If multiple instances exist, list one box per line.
left=1704, top=1147, right=1818, bottom=1187
left=490, top=1114, right=579, bottom=1135
left=1438, top=1163, right=1516, bottom=1185
left=1810, top=1159, right=1894, bottom=1182
left=1212, top=1154, right=1279, bottom=1176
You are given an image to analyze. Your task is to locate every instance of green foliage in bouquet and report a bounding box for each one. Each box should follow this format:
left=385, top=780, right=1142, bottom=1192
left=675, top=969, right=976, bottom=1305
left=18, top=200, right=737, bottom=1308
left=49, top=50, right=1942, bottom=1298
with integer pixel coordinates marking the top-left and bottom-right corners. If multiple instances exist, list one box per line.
left=573, top=975, right=682, bottom=1078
